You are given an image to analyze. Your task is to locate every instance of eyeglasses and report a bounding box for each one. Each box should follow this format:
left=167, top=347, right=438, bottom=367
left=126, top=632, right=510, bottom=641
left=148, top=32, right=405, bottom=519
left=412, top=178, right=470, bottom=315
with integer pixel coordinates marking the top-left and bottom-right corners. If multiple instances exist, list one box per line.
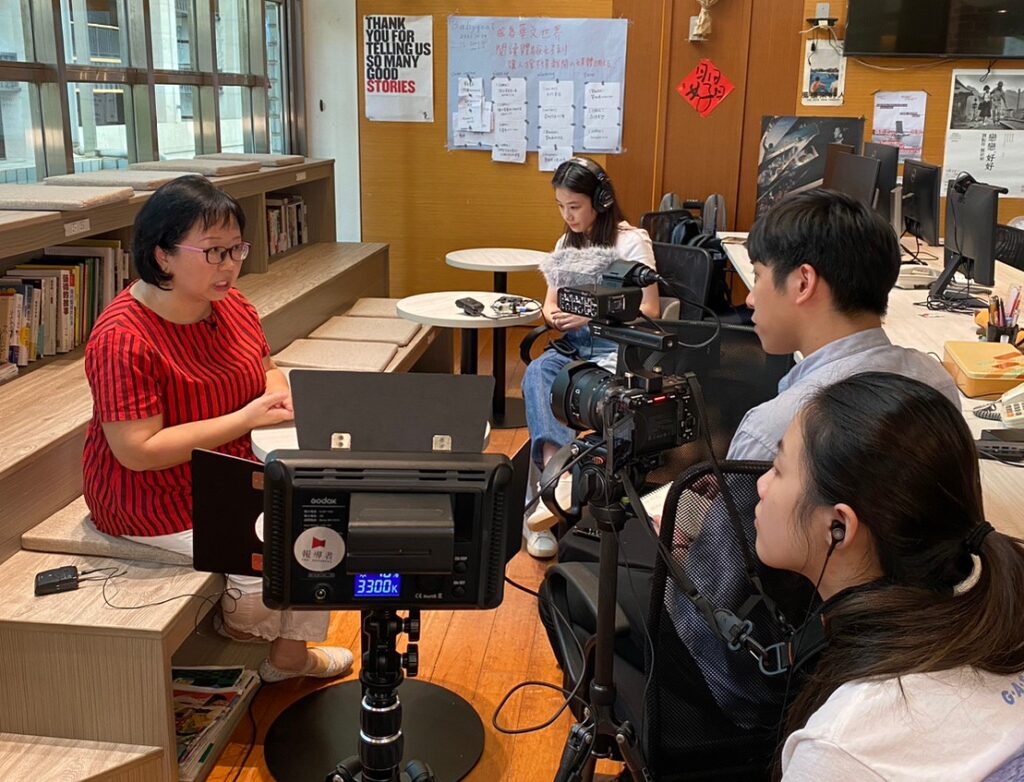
left=175, top=241, right=252, bottom=265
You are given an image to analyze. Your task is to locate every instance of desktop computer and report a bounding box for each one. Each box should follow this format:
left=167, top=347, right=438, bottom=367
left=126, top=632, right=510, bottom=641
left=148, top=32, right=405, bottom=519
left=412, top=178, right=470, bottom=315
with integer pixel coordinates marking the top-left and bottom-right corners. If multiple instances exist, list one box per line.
left=864, top=142, right=899, bottom=223
left=930, top=176, right=1005, bottom=309
left=901, top=160, right=941, bottom=247
left=825, top=153, right=882, bottom=209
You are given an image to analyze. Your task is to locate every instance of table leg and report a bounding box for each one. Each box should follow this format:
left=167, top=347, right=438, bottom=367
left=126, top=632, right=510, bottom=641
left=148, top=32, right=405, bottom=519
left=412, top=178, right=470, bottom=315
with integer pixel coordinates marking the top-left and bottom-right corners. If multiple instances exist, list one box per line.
left=490, top=271, right=527, bottom=429
left=460, top=328, right=478, bottom=375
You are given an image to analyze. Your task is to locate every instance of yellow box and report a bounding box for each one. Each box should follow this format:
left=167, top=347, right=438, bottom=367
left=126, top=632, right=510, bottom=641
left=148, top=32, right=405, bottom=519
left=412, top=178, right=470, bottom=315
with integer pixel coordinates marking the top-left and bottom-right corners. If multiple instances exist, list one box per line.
left=943, top=341, right=1024, bottom=399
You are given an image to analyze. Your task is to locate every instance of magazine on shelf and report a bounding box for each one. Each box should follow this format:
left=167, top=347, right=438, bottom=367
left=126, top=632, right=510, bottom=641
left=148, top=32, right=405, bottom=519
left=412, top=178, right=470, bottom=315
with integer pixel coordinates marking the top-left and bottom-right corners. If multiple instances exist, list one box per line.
left=172, top=665, right=260, bottom=782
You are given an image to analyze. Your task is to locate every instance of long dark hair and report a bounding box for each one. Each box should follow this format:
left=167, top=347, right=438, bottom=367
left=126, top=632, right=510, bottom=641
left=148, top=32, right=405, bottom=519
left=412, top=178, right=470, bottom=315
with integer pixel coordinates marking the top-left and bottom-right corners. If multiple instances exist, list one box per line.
left=551, top=157, right=626, bottom=249
left=784, top=372, right=1024, bottom=742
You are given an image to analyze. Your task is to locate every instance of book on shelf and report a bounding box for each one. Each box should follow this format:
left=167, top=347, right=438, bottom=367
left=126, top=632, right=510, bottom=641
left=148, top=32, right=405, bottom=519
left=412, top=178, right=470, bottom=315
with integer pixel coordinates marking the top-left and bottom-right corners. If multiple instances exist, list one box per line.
left=0, top=280, right=33, bottom=366
left=266, top=193, right=309, bottom=256
left=172, top=665, right=260, bottom=782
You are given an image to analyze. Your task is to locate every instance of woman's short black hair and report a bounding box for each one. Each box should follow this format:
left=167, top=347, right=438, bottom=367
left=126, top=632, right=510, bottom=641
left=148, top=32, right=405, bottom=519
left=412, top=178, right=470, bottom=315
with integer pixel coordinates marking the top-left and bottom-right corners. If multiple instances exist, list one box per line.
left=746, top=189, right=900, bottom=316
left=132, top=175, right=246, bottom=288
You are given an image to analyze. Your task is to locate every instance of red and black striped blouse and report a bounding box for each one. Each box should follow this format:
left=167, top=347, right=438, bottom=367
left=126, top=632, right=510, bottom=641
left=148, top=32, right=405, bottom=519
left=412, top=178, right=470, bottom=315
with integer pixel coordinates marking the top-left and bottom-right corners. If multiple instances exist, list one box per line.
left=83, top=286, right=269, bottom=536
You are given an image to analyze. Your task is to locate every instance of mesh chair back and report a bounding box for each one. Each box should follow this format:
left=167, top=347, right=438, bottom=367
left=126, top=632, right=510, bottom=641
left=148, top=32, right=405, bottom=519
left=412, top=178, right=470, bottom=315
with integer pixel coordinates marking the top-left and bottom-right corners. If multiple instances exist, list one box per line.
left=653, top=243, right=713, bottom=319
left=643, top=461, right=814, bottom=780
left=983, top=748, right=1024, bottom=782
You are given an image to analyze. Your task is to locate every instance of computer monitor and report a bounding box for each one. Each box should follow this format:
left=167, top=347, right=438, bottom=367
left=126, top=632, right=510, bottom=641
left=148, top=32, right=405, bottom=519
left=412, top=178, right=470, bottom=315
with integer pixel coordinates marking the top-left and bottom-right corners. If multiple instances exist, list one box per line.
left=822, top=142, right=855, bottom=188
left=826, top=153, right=882, bottom=209
left=931, top=179, right=1003, bottom=308
left=901, top=160, right=941, bottom=246
left=863, top=142, right=899, bottom=222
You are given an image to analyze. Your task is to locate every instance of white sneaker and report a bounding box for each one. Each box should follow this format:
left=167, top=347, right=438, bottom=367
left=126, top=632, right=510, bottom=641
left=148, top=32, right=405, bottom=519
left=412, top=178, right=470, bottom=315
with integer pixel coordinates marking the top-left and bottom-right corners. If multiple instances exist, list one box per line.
left=525, top=474, right=573, bottom=533
left=526, top=529, right=558, bottom=558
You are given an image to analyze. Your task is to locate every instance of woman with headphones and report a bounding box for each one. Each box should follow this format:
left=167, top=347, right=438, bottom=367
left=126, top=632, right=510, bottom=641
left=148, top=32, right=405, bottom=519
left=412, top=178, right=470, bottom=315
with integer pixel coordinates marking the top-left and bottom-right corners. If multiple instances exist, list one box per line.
left=755, top=372, right=1024, bottom=780
left=521, top=156, right=659, bottom=557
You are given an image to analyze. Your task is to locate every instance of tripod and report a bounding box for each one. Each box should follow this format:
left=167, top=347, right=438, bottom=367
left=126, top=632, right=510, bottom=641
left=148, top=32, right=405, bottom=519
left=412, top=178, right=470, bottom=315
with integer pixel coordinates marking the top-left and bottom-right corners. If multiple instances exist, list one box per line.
left=552, top=465, right=653, bottom=782
left=327, top=610, right=437, bottom=782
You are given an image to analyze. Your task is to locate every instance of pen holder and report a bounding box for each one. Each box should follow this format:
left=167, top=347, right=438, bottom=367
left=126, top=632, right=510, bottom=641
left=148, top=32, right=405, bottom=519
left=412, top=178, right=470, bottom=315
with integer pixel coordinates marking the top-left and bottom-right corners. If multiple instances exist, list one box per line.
left=987, top=324, right=1019, bottom=344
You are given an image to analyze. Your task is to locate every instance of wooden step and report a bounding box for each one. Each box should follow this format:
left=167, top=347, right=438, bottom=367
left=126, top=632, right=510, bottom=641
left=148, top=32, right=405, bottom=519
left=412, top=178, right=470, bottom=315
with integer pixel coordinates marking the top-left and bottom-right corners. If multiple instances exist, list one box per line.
left=0, top=733, right=163, bottom=782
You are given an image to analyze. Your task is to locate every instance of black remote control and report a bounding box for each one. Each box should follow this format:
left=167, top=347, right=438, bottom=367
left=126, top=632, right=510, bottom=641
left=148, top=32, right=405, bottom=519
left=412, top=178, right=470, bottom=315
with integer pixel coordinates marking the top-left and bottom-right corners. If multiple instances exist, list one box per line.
left=455, top=297, right=485, bottom=316
left=35, top=565, right=80, bottom=596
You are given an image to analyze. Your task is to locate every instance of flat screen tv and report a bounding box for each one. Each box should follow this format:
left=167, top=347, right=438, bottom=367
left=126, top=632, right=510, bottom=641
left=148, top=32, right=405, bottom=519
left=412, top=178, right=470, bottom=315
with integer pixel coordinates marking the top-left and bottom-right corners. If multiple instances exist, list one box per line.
left=845, top=0, right=1024, bottom=59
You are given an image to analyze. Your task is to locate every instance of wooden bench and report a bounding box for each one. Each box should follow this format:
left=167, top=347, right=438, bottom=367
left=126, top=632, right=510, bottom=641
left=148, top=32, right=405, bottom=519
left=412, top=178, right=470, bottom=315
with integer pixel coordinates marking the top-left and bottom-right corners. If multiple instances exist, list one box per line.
left=0, top=733, right=163, bottom=782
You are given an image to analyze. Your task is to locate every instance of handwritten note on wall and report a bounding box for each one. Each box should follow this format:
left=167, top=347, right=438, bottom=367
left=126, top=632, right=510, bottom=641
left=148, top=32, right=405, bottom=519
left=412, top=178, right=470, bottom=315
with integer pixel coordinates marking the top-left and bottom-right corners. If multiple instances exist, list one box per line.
left=447, top=16, right=628, bottom=158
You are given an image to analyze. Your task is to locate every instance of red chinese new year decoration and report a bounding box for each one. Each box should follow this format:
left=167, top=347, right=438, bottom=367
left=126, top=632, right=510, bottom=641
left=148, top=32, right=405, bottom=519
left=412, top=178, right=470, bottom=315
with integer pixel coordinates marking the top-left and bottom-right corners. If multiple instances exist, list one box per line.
left=677, top=59, right=734, bottom=118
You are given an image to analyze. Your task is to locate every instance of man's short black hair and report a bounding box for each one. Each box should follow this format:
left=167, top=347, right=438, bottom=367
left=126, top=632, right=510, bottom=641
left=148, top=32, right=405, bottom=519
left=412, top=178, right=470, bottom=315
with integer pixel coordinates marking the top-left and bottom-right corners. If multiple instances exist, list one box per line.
left=132, top=175, right=247, bottom=289
left=747, top=189, right=900, bottom=316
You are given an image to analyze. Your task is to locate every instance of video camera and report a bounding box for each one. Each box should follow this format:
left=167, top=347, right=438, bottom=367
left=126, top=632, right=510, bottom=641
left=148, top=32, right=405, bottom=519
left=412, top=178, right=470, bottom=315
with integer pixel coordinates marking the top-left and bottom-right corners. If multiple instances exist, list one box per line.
left=550, top=261, right=701, bottom=477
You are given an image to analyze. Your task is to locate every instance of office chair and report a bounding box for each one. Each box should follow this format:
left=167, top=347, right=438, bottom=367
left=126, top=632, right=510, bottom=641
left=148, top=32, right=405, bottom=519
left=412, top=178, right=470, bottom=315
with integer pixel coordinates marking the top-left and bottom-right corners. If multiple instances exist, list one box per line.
left=654, top=242, right=713, bottom=322
left=540, top=461, right=814, bottom=781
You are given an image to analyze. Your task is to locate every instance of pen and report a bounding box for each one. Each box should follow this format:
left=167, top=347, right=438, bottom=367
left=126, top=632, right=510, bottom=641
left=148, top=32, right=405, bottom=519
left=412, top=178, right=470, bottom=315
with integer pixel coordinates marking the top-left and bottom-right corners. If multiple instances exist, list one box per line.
left=989, top=296, right=1000, bottom=329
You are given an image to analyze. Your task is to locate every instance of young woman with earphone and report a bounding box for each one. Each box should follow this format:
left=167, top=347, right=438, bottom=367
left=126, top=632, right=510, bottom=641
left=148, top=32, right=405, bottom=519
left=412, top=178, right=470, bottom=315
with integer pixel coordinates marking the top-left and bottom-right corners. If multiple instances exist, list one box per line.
left=754, top=372, right=1024, bottom=781
left=521, top=157, right=660, bottom=558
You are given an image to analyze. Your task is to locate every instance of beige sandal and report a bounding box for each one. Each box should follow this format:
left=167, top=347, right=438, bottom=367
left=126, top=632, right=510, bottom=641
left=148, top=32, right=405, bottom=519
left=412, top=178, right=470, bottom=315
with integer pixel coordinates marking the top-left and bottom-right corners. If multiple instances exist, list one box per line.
left=258, top=646, right=354, bottom=683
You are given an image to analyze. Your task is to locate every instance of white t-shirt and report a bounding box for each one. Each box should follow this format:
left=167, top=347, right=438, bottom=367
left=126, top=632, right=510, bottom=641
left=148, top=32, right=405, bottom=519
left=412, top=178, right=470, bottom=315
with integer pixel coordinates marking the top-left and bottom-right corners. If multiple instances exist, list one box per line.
left=553, top=221, right=656, bottom=269
left=782, top=667, right=1024, bottom=781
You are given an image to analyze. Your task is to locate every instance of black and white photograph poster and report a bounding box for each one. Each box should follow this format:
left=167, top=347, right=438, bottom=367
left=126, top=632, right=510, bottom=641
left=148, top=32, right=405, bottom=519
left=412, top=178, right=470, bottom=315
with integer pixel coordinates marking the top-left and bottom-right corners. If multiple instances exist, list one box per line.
left=756, top=115, right=864, bottom=218
left=943, top=69, right=1024, bottom=197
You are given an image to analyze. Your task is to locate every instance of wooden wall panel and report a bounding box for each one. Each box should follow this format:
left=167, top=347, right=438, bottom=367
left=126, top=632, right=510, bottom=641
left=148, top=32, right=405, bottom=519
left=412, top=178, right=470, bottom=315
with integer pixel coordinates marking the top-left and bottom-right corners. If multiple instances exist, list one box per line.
left=356, top=2, right=613, bottom=300
left=798, top=1, right=1024, bottom=227
left=659, top=0, right=755, bottom=226
left=735, top=0, right=804, bottom=229
left=606, top=0, right=672, bottom=221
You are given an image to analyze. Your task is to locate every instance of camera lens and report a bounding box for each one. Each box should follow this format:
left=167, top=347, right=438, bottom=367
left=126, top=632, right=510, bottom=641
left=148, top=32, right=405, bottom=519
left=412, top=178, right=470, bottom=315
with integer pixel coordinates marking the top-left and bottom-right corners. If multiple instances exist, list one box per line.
left=550, top=360, right=616, bottom=431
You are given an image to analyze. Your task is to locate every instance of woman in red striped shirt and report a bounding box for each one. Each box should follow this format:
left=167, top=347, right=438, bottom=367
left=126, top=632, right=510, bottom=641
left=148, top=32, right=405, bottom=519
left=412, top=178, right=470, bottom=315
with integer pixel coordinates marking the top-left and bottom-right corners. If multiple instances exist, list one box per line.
left=83, top=176, right=351, bottom=683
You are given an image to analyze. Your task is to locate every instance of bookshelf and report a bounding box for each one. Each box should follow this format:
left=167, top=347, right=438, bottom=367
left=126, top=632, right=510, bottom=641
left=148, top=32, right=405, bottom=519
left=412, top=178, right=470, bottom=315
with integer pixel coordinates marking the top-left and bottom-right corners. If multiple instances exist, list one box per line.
left=0, top=160, right=337, bottom=380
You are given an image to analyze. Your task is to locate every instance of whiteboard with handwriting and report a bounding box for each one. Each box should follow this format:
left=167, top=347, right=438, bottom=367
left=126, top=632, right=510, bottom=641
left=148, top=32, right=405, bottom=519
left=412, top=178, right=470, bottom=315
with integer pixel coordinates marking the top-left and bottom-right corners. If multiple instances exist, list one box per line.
left=447, top=16, right=628, bottom=155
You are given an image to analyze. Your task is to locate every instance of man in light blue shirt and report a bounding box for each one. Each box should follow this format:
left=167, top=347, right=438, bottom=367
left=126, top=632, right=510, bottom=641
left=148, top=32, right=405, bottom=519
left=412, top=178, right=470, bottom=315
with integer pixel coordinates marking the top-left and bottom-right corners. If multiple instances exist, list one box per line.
left=728, top=189, right=960, bottom=461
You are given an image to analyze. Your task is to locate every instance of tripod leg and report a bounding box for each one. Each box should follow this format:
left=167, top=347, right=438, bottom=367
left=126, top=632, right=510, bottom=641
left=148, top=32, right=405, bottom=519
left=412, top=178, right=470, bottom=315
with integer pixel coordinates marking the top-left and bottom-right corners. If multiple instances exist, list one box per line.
left=614, top=724, right=652, bottom=782
left=552, top=721, right=596, bottom=782
left=325, top=756, right=361, bottom=782
left=404, top=759, right=437, bottom=782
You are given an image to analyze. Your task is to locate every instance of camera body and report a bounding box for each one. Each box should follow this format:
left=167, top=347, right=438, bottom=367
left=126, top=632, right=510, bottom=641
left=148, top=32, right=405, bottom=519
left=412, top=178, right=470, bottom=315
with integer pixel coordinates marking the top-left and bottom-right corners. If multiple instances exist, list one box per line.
left=552, top=360, right=699, bottom=470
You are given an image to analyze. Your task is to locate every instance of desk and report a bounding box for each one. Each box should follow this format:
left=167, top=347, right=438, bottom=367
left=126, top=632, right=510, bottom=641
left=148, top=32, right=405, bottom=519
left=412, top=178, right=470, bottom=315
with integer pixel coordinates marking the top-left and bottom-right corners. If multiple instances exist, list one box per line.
left=723, top=234, right=1024, bottom=539
left=445, top=249, right=546, bottom=428
left=397, top=291, right=541, bottom=428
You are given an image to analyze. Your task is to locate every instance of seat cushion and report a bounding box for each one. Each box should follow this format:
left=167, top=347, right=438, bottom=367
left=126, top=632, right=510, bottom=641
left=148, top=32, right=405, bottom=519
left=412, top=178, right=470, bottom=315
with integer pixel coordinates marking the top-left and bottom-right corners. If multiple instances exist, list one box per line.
left=272, top=339, right=398, bottom=372
left=0, top=184, right=134, bottom=210
left=43, top=170, right=190, bottom=190
left=21, top=496, right=192, bottom=567
left=197, top=152, right=306, bottom=167
left=129, top=159, right=261, bottom=176
left=310, top=316, right=421, bottom=346
left=345, top=298, right=402, bottom=318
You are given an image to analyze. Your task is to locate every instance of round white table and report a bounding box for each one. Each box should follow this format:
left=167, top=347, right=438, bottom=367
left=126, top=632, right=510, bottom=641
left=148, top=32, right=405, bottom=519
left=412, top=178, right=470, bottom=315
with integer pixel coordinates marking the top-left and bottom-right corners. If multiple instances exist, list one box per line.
left=444, top=249, right=547, bottom=428
left=397, top=290, right=541, bottom=428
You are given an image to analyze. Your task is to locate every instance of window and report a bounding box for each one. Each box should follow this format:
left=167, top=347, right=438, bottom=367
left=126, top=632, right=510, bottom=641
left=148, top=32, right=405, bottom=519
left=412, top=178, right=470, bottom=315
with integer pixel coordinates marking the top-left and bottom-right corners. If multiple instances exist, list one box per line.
left=150, top=0, right=196, bottom=70
left=155, top=84, right=196, bottom=158
left=68, top=82, right=129, bottom=170
left=265, top=0, right=287, bottom=153
left=0, top=0, right=34, bottom=62
left=0, top=81, right=41, bottom=182
left=61, top=0, right=130, bottom=67
left=216, top=0, right=248, bottom=74
left=219, top=85, right=251, bottom=152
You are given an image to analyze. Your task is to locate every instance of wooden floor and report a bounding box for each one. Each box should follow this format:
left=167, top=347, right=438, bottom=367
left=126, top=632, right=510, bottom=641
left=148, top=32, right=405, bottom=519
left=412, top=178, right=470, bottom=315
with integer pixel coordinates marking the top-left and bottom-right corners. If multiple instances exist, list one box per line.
left=208, top=327, right=617, bottom=782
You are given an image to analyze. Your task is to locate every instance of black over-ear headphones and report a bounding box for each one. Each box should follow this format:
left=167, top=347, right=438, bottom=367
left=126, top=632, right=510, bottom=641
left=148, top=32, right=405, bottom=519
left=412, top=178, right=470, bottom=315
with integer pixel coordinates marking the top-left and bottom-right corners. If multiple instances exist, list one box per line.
left=567, top=157, right=615, bottom=213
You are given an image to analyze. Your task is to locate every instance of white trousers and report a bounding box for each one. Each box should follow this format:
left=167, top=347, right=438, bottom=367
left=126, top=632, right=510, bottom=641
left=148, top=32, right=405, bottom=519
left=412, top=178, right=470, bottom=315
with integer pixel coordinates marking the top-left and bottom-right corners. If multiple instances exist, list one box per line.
left=125, top=529, right=330, bottom=643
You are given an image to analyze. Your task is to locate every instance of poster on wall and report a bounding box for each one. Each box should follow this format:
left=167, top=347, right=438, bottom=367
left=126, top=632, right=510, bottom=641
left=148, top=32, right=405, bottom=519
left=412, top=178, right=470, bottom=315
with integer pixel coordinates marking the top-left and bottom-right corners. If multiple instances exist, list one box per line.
left=363, top=15, right=434, bottom=123
left=942, top=70, right=1024, bottom=197
left=756, top=115, right=865, bottom=217
left=446, top=17, right=628, bottom=154
left=872, top=91, right=926, bottom=163
left=801, top=39, right=846, bottom=107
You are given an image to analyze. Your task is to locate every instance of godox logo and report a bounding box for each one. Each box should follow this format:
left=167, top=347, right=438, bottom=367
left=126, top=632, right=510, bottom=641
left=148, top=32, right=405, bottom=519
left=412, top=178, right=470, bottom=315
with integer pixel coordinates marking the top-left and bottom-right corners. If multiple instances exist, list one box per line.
left=309, top=497, right=337, bottom=505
